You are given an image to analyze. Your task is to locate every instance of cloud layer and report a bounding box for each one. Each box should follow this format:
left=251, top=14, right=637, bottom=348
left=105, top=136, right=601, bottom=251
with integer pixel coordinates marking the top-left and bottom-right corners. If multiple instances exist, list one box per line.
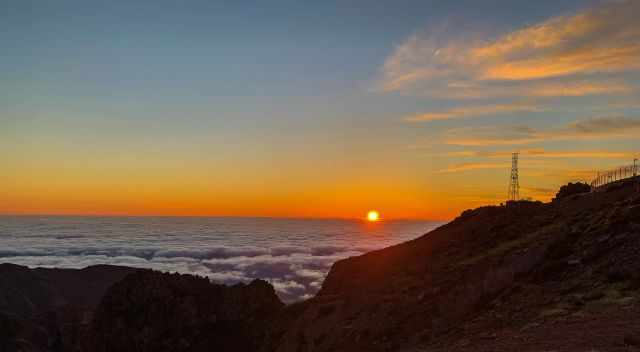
left=0, top=217, right=438, bottom=302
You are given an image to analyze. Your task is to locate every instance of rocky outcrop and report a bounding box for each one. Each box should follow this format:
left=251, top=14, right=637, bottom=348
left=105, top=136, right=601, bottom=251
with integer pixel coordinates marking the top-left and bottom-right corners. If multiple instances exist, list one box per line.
left=0, top=265, right=285, bottom=352
left=0, top=264, right=137, bottom=352
left=85, top=270, right=284, bottom=352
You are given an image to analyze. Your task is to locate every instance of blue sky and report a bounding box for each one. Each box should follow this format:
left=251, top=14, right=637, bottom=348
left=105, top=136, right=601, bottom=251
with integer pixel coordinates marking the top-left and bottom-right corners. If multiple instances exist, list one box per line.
left=1, top=0, right=589, bottom=100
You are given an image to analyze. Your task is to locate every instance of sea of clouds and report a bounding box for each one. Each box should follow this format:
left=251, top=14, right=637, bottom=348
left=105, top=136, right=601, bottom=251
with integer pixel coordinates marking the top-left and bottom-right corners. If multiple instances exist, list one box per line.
left=0, top=216, right=439, bottom=302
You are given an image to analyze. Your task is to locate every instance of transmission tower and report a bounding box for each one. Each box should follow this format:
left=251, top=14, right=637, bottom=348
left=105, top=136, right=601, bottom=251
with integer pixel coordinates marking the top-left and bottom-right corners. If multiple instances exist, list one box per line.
left=508, top=152, right=520, bottom=201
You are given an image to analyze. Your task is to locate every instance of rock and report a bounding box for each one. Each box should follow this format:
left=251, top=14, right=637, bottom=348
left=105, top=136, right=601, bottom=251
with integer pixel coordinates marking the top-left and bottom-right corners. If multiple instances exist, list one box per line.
left=85, top=270, right=284, bottom=352
left=584, top=290, right=606, bottom=301
left=0, top=264, right=137, bottom=351
left=625, top=334, right=640, bottom=347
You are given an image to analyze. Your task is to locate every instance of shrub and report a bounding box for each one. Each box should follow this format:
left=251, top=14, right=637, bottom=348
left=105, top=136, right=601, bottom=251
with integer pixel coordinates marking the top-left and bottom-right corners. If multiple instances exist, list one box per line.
left=554, top=182, right=591, bottom=201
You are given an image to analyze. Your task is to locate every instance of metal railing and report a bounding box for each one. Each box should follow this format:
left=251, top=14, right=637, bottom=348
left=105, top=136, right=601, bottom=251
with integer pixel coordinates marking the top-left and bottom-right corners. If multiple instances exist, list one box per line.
left=591, top=159, right=638, bottom=189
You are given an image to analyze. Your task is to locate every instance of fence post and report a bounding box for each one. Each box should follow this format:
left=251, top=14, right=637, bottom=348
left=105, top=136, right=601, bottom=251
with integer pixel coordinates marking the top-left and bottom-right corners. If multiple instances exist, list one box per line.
left=591, top=161, right=639, bottom=189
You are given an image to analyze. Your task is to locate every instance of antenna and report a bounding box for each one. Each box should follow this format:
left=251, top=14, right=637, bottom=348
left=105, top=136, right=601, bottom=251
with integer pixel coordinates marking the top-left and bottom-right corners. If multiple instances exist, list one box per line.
left=508, top=152, right=520, bottom=201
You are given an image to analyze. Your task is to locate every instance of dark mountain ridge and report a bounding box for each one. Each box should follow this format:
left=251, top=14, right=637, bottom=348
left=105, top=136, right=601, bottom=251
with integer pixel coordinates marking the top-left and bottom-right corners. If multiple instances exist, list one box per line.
left=0, top=264, right=137, bottom=352
left=1, top=177, right=639, bottom=351
left=267, top=177, right=640, bottom=351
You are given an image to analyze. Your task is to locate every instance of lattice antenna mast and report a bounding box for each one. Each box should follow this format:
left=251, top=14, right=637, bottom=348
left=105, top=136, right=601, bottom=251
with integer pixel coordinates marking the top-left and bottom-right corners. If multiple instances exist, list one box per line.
left=508, top=152, right=520, bottom=201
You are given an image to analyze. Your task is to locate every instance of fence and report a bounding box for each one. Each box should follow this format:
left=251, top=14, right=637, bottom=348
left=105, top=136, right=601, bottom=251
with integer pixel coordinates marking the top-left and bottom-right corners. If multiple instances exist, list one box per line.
left=591, top=160, right=638, bottom=189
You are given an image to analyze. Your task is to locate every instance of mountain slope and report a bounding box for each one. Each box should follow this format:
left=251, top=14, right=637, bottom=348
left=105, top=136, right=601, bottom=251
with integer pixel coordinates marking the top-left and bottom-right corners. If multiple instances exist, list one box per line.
left=266, top=178, right=640, bottom=351
left=0, top=264, right=137, bottom=352
left=84, top=270, right=284, bottom=352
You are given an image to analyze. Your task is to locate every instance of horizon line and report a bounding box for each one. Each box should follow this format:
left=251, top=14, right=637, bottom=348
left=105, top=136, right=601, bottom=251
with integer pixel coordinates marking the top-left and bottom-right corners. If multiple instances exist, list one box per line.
left=0, top=212, right=444, bottom=222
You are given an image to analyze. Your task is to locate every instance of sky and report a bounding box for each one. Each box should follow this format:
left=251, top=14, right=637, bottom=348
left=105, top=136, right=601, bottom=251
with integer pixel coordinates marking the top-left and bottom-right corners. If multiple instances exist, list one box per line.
left=2, top=0, right=639, bottom=220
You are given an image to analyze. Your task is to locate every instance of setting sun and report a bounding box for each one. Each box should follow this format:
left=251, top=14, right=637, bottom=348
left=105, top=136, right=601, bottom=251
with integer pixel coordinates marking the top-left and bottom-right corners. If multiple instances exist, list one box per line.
left=367, top=210, right=380, bottom=222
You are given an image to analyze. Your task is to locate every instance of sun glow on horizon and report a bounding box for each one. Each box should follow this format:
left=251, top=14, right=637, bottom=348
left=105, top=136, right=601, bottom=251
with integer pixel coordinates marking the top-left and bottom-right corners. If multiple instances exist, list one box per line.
left=367, top=210, right=380, bottom=222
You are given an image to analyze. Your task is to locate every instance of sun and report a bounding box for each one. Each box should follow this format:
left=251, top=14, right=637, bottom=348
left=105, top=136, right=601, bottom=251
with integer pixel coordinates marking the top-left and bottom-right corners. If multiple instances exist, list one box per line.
left=367, top=210, right=380, bottom=222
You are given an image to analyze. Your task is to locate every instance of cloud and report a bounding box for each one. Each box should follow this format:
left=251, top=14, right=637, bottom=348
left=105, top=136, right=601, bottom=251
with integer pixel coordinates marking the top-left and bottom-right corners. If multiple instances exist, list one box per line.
left=437, top=162, right=510, bottom=173
left=438, top=146, right=638, bottom=184
left=437, top=159, right=550, bottom=174
left=378, top=0, right=640, bottom=99
left=405, top=103, right=541, bottom=122
left=270, top=280, right=307, bottom=297
left=536, top=168, right=599, bottom=181
left=0, top=217, right=442, bottom=304
left=521, top=186, right=556, bottom=199
left=448, top=148, right=637, bottom=160
left=529, top=80, right=631, bottom=97
left=0, top=248, right=359, bottom=303
left=445, top=125, right=541, bottom=146
left=568, top=115, right=640, bottom=134
left=445, top=116, right=640, bottom=146
left=472, top=2, right=640, bottom=81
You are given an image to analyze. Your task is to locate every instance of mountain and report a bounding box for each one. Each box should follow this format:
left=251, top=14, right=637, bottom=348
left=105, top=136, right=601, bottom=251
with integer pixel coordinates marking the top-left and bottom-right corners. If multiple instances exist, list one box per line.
left=0, top=264, right=137, bottom=352
left=266, top=177, right=640, bottom=351
left=1, top=177, right=639, bottom=351
left=0, top=265, right=284, bottom=352
left=83, top=270, right=283, bottom=352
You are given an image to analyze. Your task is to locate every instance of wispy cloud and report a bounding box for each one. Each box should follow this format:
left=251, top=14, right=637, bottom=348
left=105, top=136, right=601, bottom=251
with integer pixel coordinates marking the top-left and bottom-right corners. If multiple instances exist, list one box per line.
left=536, top=168, right=600, bottom=181
left=378, top=0, right=640, bottom=99
left=471, top=2, right=640, bottom=81
left=529, top=80, right=632, bottom=97
left=445, top=125, right=541, bottom=146
left=445, top=116, right=640, bottom=146
left=521, top=187, right=556, bottom=198
left=405, top=102, right=540, bottom=122
left=438, top=159, right=547, bottom=173
left=568, top=115, right=640, bottom=134
left=447, top=148, right=638, bottom=159
left=436, top=162, right=510, bottom=173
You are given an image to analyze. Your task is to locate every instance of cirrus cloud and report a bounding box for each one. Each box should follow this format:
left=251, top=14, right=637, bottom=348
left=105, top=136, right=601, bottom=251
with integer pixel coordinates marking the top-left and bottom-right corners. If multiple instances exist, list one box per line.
left=444, top=116, right=640, bottom=146
left=447, top=148, right=638, bottom=160
left=378, top=0, right=640, bottom=99
left=404, top=102, right=542, bottom=122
